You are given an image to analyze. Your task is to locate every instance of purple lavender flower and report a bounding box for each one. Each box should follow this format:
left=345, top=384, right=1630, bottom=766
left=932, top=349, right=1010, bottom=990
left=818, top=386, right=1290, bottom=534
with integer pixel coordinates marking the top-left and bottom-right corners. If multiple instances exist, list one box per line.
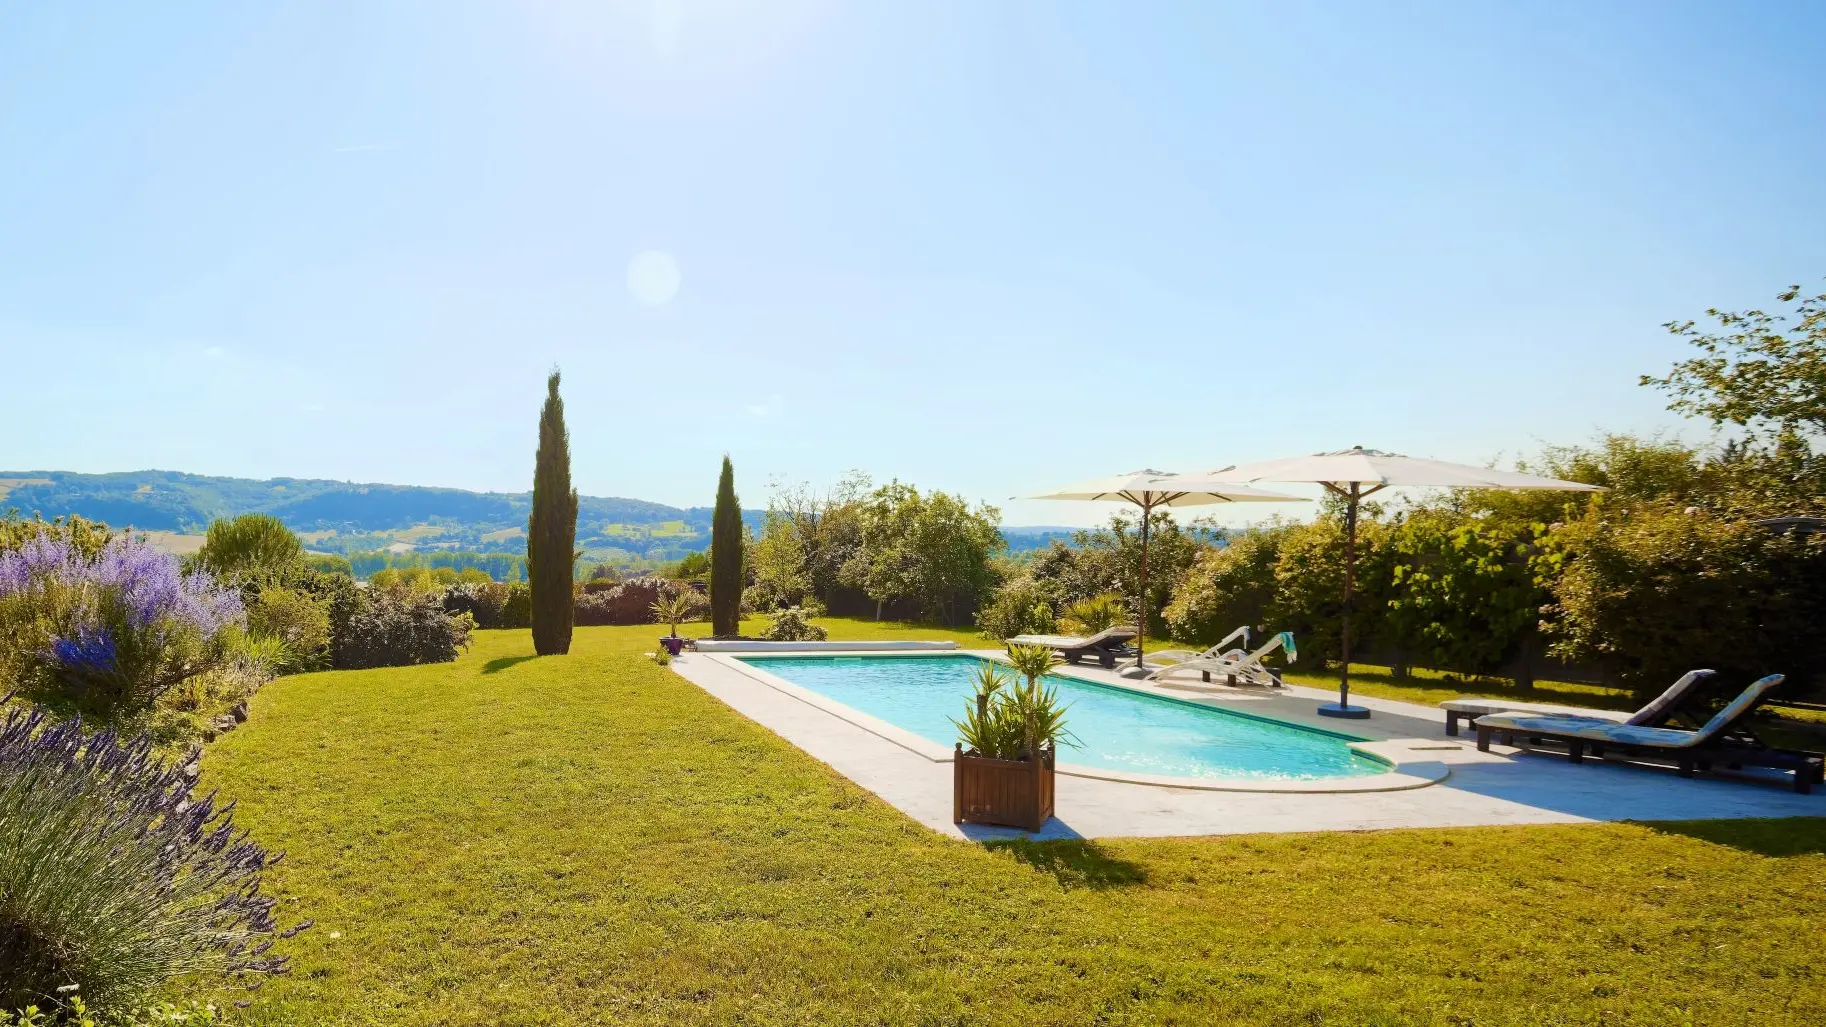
left=1, top=530, right=245, bottom=712
left=51, top=627, right=119, bottom=673
left=0, top=700, right=309, bottom=1008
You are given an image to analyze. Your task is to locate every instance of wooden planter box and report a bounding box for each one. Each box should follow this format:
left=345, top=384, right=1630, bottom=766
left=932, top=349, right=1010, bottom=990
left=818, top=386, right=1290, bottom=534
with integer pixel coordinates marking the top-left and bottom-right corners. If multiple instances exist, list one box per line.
left=953, top=744, right=1055, bottom=832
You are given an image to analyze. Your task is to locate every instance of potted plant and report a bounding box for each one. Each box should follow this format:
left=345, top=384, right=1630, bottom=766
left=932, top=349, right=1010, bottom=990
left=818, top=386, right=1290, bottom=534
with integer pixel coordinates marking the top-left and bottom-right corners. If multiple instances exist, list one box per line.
left=952, top=644, right=1073, bottom=832
left=650, top=589, right=705, bottom=656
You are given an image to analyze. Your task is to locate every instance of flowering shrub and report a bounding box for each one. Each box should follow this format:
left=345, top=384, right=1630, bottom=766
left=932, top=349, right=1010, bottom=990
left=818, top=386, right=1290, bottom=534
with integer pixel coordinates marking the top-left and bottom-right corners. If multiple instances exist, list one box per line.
left=574, top=577, right=680, bottom=626
left=0, top=534, right=243, bottom=718
left=0, top=702, right=309, bottom=1013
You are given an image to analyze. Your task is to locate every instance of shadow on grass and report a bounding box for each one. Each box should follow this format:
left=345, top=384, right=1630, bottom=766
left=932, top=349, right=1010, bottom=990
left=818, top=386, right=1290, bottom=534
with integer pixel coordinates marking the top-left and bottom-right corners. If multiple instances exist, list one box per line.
left=1284, top=664, right=1636, bottom=712
left=482, top=655, right=537, bottom=675
left=986, top=838, right=1149, bottom=890
left=1641, top=817, right=1826, bottom=857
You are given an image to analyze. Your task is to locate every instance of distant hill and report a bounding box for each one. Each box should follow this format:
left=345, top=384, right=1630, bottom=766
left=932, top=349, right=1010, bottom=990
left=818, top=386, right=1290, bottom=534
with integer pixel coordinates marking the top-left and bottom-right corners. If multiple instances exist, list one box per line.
left=1, top=470, right=1070, bottom=563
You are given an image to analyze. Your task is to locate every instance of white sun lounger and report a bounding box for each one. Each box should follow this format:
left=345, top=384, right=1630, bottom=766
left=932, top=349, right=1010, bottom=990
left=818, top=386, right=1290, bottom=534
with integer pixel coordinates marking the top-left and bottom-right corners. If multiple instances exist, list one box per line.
left=1148, top=630, right=1295, bottom=688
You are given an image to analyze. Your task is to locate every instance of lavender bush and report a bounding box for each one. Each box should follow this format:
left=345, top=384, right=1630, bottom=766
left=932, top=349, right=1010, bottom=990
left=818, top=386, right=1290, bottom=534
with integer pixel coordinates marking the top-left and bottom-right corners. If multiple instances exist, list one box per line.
left=0, top=700, right=309, bottom=1012
left=0, top=534, right=243, bottom=718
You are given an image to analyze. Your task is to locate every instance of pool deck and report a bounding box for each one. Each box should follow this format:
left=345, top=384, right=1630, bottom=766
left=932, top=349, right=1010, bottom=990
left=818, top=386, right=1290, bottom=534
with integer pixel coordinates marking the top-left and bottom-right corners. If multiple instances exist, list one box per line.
left=667, top=648, right=1826, bottom=840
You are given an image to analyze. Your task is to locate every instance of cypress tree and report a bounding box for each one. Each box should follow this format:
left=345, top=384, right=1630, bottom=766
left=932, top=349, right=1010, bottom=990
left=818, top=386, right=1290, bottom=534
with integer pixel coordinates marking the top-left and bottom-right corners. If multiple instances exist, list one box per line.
left=710, top=455, right=742, bottom=637
left=529, top=369, right=579, bottom=655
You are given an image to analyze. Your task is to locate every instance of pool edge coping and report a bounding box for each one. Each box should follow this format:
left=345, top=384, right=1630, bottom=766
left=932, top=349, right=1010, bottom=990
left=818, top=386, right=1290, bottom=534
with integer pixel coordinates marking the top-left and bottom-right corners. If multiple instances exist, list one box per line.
left=703, top=650, right=1449, bottom=794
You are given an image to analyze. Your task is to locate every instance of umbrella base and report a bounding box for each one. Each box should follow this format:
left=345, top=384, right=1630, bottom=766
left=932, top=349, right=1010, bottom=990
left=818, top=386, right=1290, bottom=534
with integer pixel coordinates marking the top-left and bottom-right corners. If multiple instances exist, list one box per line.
left=1317, top=702, right=1372, bottom=719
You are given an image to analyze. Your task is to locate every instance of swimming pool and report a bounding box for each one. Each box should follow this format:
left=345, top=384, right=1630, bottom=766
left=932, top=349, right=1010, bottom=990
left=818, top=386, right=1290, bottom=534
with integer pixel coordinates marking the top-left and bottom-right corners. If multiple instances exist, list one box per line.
left=736, top=654, right=1385, bottom=782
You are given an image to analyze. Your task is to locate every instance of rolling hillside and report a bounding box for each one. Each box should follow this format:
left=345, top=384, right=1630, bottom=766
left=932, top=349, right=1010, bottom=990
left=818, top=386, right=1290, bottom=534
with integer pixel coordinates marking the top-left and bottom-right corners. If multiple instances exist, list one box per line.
left=1, top=471, right=1074, bottom=564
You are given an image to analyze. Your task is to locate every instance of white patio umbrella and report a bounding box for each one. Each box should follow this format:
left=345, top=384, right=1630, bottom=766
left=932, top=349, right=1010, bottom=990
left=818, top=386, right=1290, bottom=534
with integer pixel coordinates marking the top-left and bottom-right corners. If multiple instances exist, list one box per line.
left=1155, top=448, right=1601, bottom=717
left=1023, top=471, right=1305, bottom=672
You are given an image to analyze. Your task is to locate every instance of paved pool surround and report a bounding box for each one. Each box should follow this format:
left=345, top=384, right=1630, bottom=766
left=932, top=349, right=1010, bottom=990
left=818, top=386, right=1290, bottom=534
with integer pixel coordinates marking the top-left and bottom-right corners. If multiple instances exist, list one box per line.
left=668, top=647, right=1826, bottom=840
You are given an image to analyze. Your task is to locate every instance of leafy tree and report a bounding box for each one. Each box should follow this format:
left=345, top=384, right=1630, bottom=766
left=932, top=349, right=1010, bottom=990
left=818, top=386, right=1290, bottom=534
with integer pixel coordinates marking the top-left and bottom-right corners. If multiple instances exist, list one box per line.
left=528, top=369, right=578, bottom=656
left=842, top=481, right=1002, bottom=625
left=1544, top=504, right=1826, bottom=703
left=1053, top=512, right=1214, bottom=637
left=194, top=514, right=303, bottom=583
left=710, top=456, right=743, bottom=636
left=1383, top=510, right=1547, bottom=684
left=1643, top=280, right=1826, bottom=442
left=1265, top=514, right=1394, bottom=669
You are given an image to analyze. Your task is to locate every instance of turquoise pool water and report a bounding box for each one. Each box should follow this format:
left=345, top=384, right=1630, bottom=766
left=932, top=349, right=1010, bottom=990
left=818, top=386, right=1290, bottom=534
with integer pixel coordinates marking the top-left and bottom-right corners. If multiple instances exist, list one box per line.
left=738, top=655, right=1384, bottom=782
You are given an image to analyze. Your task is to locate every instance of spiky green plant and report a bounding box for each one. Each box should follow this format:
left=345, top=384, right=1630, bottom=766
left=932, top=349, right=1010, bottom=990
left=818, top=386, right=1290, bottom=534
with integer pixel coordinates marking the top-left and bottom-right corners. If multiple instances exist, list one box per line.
left=649, top=590, right=705, bottom=638
left=1060, top=592, right=1127, bottom=635
left=1003, top=644, right=1061, bottom=690
left=959, top=649, right=1074, bottom=761
left=952, top=662, right=1016, bottom=758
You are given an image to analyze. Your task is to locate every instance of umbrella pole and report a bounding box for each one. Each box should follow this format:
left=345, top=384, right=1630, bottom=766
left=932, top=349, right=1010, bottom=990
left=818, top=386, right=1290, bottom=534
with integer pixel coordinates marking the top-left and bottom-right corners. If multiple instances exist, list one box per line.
left=1319, top=482, right=1371, bottom=719
left=1136, top=502, right=1150, bottom=670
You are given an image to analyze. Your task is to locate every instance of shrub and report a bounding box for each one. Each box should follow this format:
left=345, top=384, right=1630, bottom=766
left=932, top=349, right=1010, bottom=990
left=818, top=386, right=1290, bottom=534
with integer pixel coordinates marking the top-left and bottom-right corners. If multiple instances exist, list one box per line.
left=192, top=515, right=303, bottom=585
left=305, top=553, right=353, bottom=577
left=0, top=515, right=112, bottom=563
left=1546, top=506, right=1826, bottom=703
left=443, top=582, right=511, bottom=630
left=0, top=702, right=308, bottom=1013
left=1382, top=511, right=1546, bottom=681
left=975, top=575, right=1061, bottom=640
left=761, top=607, right=828, bottom=642
left=244, top=587, right=330, bottom=674
left=574, top=577, right=676, bottom=627
left=500, top=583, right=533, bottom=629
left=1163, top=522, right=1290, bottom=647
left=331, top=590, right=473, bottom=670
left=0, top=534, right=244, bottom=719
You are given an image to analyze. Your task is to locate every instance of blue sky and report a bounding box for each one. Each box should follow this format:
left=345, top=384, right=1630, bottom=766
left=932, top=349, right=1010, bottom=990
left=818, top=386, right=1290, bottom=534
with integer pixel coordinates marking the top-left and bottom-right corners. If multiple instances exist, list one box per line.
left=2, top=1, right=1823, bottom=526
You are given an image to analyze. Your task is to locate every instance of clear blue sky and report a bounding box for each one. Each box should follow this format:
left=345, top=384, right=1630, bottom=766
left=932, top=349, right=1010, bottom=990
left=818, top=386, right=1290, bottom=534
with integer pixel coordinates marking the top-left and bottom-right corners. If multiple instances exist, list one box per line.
left=3, top=1, right=1823, bottom=526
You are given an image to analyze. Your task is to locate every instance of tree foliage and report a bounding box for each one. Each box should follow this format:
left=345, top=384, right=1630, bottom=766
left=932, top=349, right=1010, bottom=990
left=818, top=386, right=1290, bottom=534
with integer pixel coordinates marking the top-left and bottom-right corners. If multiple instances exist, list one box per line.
left=1643, top=281, right=1826, bottom=441
left=709, top=457, right=743, bottom=637
left=193, top=514, right=303, bottom=584
left=528, top=370, right=578, bottom=656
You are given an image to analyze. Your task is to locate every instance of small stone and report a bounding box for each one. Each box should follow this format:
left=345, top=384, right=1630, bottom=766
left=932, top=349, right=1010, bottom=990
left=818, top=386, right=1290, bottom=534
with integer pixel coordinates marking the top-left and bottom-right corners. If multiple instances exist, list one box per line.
left=182, top=761, right=201, bottom=779
left=231, top=701, right=250, bottom=723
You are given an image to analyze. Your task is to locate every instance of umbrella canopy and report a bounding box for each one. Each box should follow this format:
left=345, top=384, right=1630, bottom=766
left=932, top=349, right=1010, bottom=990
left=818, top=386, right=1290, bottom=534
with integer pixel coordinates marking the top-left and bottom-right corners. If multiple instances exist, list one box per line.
left=1024, top=471, right=1304, bottom=671
left=1169, top=447, right=1604, bottom=494
left=1150, top=448, right=1601, bottom=717
left=1025, top=470, right=1305, bottom=507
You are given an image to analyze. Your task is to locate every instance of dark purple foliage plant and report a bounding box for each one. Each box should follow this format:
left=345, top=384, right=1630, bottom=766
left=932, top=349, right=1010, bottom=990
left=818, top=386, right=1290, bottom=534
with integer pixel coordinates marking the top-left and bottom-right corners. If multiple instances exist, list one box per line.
left=0, top=700, right=309, bottom=1013
left=0, top=533, right=244, bottom=719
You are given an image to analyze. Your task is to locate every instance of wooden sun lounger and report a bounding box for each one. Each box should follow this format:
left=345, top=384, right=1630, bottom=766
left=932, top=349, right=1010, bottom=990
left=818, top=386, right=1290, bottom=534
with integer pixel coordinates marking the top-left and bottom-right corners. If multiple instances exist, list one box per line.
left=1007, top=625, right=1139, bottom=669
left=1474, top=674, right=1823, bottom=794
left=1442, top=669, right=1718, bottom=737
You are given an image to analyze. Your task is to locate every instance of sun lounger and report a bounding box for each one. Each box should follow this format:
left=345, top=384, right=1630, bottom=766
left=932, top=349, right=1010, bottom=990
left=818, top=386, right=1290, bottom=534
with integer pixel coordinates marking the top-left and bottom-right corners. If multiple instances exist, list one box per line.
left=1007, top=624, right=1139, bottom=669
left=1441, top=669, right=1716, bottom=737
left=1148, top=630, right=1295, bottom=688
left=1146, top=626, right=1249, bottom=671
left=1474, top=673, right=1823, bottom=793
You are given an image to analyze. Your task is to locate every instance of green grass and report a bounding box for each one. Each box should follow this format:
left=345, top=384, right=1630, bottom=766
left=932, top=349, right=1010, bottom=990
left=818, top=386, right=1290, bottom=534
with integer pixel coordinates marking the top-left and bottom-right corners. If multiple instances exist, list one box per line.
left=201, top=619, right=1826, bottom=1025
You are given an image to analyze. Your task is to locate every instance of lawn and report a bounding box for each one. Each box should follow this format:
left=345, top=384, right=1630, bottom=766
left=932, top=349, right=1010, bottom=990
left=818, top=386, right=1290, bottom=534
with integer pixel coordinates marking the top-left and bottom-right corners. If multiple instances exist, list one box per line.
left=203, top=619, right=1826, bottom=1025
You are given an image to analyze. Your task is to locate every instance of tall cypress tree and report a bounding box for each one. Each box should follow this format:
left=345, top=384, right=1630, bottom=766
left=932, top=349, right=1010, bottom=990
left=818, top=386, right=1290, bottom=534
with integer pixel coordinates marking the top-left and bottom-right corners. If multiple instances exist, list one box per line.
left=529, top=369, right=579, bottom=655
left=710, top=455, right=742, bottom=637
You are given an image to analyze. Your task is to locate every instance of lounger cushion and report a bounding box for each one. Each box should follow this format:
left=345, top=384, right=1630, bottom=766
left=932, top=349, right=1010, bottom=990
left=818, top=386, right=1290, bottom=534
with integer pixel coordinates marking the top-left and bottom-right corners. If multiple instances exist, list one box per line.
left=1626, top=669, right=1715, bottom=726
left=1478, top=674, right=1786, bottom=752
left=1441, top=699, right=1630, bottom=722
left=1008, top=625, right=1137, bottom=649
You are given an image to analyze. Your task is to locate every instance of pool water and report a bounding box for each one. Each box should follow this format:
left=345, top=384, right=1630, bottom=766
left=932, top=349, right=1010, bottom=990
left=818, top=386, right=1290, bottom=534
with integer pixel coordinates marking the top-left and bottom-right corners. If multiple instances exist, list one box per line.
left=738, top=655, right=1384, bottom=782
